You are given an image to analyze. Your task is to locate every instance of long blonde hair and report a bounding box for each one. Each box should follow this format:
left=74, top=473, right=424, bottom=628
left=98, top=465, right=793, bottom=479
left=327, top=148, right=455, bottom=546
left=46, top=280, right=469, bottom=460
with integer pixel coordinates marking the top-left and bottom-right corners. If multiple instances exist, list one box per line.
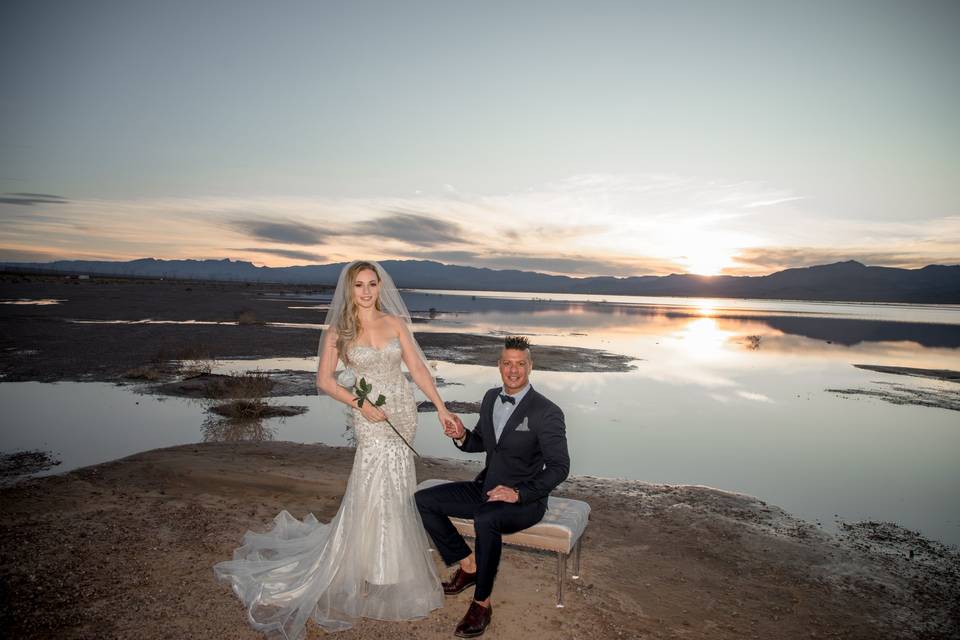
left=335, top=261, right=382, bottom=363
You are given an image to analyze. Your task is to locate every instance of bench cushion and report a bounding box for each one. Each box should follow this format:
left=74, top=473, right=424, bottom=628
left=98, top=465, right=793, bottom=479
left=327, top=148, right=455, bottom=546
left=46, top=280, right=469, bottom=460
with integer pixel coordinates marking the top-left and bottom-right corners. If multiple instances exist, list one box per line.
left=416, top=478, right=590, bottom=554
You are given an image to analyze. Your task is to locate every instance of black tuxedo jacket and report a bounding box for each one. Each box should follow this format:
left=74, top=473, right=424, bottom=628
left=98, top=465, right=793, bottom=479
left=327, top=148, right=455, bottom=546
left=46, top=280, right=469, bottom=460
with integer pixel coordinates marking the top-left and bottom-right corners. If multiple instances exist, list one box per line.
left=455, top=385, right=570, bottom=507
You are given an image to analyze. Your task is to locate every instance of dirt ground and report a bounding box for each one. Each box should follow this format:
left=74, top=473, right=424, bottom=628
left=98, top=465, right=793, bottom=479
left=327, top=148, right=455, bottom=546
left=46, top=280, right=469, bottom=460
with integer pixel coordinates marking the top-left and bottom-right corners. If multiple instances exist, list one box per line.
left=1, top=441, right=957, bottom=640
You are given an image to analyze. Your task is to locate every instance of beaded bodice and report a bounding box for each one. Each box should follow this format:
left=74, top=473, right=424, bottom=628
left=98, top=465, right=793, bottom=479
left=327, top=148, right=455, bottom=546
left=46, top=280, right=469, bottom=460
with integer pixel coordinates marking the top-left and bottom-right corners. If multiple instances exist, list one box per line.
left=346, top=336, right=418, bottom=446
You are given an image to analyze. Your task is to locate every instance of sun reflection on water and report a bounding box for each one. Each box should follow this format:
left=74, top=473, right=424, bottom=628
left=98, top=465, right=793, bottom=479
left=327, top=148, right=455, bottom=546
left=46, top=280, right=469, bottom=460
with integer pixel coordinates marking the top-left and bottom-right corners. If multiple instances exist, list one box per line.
left=676, top=317, right=731, bottom=360
left=695, top=299, right=717, bottom=317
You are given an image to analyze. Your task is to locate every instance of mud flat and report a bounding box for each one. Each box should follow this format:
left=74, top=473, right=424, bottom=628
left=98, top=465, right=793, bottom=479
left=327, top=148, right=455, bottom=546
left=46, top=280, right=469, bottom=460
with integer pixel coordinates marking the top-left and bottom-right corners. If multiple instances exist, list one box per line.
left=1, top=441, right=957, bottom=639
left=0, top=275, right=635, bottom=384
left=853, top=363, right=960, bottom=383
left=826, top=364, right=960, bottom=412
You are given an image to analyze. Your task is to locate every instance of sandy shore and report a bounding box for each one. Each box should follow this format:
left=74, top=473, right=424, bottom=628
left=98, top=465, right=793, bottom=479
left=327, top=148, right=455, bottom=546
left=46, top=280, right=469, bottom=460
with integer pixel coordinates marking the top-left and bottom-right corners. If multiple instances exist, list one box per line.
left=1, top=441, right=957, bottom=640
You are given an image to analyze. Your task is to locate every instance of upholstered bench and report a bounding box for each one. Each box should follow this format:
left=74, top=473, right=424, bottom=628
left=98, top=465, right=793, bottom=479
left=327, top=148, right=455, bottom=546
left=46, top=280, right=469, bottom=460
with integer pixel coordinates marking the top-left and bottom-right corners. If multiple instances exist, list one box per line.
left=416, top=478, right=591, bottom=607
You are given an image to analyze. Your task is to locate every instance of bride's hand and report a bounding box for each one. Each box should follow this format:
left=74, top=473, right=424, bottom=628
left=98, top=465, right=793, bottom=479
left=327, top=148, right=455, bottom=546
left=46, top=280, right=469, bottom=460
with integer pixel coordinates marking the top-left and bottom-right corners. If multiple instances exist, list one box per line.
left=437, top=408, right=457, bottom=431
left=358, top=400, right=387, bottom=423
left=440, top=412, right=465, bottom=439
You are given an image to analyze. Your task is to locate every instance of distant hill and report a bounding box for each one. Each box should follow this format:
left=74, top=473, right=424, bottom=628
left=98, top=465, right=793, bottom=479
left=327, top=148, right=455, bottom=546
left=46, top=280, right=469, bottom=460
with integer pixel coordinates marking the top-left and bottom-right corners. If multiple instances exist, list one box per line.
left=2, top=257, right=959, bottom=303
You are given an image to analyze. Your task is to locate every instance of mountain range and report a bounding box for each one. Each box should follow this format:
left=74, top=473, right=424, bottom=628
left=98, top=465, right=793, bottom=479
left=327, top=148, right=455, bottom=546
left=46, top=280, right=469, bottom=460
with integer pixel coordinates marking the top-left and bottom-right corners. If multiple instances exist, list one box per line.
left=3, top=257, right=959, bottom=303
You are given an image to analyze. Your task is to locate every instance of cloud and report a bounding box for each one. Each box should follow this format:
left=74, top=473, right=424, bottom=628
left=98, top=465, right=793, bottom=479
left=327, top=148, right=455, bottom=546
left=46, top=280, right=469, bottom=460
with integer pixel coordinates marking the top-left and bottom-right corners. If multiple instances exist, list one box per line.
left=0, top=244, right=117, bottom=263
left=0, top=212, right=75, bottom=229
left=402, top=249, right=671, bottom=276
left=736, top=391, right=774, bottom=403
left=230, top=246, right=326, bottom=261
left=367, top=210, right=471, bottom=247
left=0, top=192, right=69, bottom=206
left=229, top=211, right=469, bottom=250
left=745, top=196, right=806, bottom=208
left=496, top=223, right=609, bottom=243
left=730, top=246, right=960, bottom=273
left=409, top=250, right=478, bottom=263
left=0, top=246, right=64, bottom=262
left=231, top=218, right=330, bottom=245
left=1, top=176, right=957, bottom=276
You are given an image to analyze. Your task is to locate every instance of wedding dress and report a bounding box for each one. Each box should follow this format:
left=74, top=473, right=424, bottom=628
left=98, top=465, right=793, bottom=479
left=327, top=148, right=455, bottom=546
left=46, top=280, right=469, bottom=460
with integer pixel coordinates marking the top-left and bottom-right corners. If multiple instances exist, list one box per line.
left=213, top=336, right=443, bottom=638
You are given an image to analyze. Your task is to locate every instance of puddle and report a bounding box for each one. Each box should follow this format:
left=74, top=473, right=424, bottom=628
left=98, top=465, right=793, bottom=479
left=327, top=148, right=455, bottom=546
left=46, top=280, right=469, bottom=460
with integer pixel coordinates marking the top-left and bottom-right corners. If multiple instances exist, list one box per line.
left=1, top=298, right=66, bottom=305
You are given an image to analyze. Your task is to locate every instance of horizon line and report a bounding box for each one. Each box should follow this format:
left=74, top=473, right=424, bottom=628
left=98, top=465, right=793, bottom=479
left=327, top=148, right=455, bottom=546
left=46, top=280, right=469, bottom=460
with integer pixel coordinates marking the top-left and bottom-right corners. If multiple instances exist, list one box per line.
left=2, top=255, right=959, bottom=281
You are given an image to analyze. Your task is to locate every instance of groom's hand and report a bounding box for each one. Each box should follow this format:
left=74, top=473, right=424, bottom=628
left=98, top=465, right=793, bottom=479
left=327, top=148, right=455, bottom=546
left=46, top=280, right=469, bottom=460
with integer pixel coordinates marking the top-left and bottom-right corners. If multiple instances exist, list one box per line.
left=443, top=415, right=465, bottom=439
left=486, top=485, right=519, bottom=503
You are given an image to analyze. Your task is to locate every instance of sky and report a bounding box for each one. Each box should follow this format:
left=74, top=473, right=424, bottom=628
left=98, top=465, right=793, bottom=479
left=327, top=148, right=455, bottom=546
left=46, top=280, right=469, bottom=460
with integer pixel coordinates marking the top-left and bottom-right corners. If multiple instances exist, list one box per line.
left=1, top=0, right=958, bottom=277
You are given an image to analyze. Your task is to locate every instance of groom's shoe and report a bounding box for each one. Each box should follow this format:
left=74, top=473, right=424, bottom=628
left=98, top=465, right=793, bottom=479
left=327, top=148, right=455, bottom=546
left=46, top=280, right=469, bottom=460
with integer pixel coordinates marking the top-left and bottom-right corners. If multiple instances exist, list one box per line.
left=442, top=567, right=477, bottom=595
left=454, top=601, right=492, bottom=638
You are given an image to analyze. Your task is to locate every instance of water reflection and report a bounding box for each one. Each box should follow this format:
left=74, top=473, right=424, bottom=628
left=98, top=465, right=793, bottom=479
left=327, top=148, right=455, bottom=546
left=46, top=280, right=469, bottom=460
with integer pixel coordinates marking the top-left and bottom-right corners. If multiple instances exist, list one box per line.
left=1, top=298, right=66, bottom=305
left=2, top=291, right=959, bottom=545
left=66, top=318, right=326, bottom=329
left=407, top=289, right=960, bottom=323
left=201, top=415, right=278, bottom=442
left=402, top=291, right=960, bottom=353
left=679, top=317, right=728, bottom=360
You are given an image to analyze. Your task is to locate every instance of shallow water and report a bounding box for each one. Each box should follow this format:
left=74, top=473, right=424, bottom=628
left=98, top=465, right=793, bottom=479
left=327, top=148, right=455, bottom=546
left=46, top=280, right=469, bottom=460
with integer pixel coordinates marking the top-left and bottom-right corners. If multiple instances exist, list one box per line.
left=0, top=298, right=66, bottom=305
left=2, top=291, right=959, bottom=545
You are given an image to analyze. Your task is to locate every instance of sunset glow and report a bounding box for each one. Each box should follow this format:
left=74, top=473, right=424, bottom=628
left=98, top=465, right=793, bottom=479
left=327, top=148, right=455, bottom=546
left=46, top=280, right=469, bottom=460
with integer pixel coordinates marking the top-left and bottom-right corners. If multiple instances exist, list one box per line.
left=1, top=2, right=957, bottom=277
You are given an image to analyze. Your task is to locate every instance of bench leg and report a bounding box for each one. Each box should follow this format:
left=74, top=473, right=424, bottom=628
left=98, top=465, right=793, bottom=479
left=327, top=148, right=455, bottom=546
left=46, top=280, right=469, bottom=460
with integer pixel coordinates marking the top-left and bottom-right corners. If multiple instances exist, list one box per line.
left=556, top=551, right=566, bottom=608
left=572, top=537, right=582, bottom=579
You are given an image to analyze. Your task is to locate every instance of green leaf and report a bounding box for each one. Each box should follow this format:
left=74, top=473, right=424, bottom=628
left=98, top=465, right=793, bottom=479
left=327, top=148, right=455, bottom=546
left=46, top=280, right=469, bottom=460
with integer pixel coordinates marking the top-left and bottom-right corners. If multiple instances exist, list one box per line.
left=375, top=394, right=386, bottom=406
left=357, top=396, right=365, bottom=407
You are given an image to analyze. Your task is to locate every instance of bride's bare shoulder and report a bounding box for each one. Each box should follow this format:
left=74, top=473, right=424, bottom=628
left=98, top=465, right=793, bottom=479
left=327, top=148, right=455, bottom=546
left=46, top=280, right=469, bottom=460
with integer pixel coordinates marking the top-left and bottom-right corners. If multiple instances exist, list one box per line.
left=379, top=313, right=408, bottom=336
left=380, top=312, right=400, bottom=327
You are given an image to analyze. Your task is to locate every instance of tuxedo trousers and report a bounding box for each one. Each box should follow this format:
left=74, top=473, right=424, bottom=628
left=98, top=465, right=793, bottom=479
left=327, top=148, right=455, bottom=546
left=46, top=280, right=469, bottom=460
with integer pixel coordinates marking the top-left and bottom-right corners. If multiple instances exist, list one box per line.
left=415, top=480, right=547, bottom=601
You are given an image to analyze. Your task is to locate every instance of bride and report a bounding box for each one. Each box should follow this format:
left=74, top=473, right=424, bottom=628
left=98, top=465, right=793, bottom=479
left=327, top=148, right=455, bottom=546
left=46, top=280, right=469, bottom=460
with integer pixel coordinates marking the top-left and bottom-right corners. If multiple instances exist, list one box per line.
left=213, top=260, right=455, bottom=638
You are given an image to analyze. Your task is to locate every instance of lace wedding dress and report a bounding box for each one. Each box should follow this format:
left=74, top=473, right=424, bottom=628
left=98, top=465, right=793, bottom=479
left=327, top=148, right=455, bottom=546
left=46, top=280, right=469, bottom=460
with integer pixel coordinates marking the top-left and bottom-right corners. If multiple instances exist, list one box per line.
left=213, top=336, right=443, bottom=638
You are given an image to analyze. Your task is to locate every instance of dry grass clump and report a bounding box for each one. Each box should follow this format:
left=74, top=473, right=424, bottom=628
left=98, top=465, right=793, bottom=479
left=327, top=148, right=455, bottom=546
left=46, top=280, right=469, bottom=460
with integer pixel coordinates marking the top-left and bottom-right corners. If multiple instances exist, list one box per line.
left=208, top=399, right=305, bottom=420
left=236, top=309, right=264, bottom=325
left=202, top=398, right=307, bottom=443
left=201, top=415, right=277, bottom=442
left=148, top=342, right=219, bottom=375
left=122, top=365, right=168, bottom=381
left=200, top=369, right=307, bottom=443
left=209, top=399, right=272, bottom=420
left=203, top=370, right=274, bottom=399
left=171, top=343, right=218, bottom=376
left=129, top=344, right=215, bottom=380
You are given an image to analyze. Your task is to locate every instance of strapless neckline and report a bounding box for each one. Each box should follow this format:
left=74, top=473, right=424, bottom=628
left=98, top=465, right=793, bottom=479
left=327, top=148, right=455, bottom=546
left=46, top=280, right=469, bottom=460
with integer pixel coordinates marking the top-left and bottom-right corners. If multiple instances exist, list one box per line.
left=352, top=336, right=400, bottom=351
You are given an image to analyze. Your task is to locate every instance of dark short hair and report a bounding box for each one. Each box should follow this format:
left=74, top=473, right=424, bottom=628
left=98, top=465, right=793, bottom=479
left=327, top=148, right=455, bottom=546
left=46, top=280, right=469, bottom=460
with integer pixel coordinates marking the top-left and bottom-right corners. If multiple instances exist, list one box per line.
left=504, top=335, right=530, bottom=351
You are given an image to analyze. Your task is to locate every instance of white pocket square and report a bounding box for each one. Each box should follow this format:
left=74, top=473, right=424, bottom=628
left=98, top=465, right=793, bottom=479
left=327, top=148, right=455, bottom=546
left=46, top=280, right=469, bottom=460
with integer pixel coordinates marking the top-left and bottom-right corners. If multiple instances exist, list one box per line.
left=514, top=418, right=530, bottom=432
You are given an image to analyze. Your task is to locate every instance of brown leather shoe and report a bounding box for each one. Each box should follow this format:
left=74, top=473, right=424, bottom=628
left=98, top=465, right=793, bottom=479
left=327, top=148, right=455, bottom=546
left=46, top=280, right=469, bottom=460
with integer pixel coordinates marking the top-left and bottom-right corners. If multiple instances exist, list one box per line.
left=454, top=601, right=492, bottom=638
left=442, top=567, right=477, bottom=595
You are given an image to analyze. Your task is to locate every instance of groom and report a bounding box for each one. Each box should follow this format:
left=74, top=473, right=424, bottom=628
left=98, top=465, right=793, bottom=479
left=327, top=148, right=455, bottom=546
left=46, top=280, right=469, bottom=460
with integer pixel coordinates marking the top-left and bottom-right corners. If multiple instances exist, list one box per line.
left=416, top=335, right=570, bottom=638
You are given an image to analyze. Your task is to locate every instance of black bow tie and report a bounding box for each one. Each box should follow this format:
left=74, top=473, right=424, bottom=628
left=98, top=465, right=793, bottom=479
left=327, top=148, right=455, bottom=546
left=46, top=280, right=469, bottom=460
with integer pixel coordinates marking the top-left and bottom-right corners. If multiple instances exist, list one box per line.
left=499, top=393, right=516, bottom=405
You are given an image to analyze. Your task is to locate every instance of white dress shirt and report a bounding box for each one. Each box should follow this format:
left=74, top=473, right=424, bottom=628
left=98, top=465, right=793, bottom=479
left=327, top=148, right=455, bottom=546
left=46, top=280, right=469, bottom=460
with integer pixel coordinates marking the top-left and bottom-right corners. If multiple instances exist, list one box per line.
left=493, top=384, right=531, bottom=443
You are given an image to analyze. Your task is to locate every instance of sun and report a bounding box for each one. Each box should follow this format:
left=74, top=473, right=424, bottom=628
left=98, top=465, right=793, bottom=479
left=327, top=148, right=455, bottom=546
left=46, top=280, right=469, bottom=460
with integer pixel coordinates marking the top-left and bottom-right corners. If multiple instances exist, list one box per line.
left=683, top=249, right=732, bottom=276
left=655, top=229, right=742, bottom=276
